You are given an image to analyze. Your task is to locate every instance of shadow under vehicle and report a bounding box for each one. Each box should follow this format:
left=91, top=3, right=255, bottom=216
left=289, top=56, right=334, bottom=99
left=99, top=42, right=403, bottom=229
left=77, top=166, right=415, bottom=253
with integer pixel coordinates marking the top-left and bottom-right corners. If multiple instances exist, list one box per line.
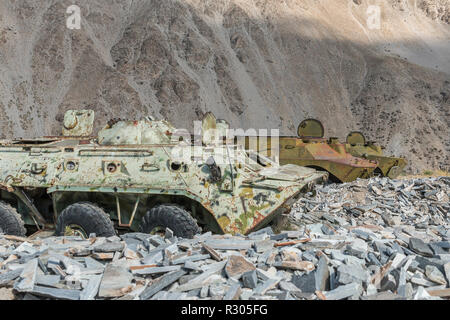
left=0, top=110, right=327, bottom=238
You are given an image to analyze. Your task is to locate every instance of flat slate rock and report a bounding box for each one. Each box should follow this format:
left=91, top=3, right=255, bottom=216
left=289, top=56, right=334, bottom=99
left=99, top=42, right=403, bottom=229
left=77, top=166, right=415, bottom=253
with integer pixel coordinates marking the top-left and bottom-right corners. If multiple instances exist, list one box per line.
left=98, top=264, right=133, bottom=298
left=30, top=285, right=81, bottom=300
left=93, top=242, right=125, bottom=253
left=140, top=270, right=187, bottom=300
left=0, top=268, right=23, bottom=287
left=225, top=255, right=256, bottom=279
left=322, top=283, right=362, bottom=300
left=0, top=177, right=448, bottom=301
left=409, top=238, right=433, bottom=257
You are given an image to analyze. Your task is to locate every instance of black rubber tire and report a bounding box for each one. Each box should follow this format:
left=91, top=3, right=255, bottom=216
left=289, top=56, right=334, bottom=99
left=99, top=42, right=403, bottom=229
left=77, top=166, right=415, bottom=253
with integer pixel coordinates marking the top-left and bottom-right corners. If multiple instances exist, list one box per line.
left=374, top=167, right=384, bottom=177
left=0, top=201, right=26, bottom=236
left=55, top=202, right=116, bottom=237
left=140, top=204, right=201, bottom=239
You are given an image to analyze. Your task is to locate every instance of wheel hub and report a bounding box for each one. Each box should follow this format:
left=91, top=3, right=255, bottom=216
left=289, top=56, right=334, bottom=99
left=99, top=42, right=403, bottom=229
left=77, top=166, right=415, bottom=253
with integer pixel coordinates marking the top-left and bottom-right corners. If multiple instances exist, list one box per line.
left=64, top=224, right=88, bottom=239
left=149, top=226, right=165, bottom=236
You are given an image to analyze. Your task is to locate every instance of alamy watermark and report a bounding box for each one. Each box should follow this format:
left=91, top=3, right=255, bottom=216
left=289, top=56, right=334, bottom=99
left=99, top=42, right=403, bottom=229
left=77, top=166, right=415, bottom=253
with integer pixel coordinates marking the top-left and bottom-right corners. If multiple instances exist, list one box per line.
left=66, top=5, right=81, bottom=30
left=366, top=5, right=381, bottom=30
left=169, top=120, right=280, bottom=167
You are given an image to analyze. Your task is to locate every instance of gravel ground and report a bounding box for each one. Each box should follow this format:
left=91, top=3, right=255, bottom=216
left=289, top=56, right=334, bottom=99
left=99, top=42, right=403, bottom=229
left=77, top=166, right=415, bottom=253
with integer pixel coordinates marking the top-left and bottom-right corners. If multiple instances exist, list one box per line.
left=0, top=177, right=448, bottom=300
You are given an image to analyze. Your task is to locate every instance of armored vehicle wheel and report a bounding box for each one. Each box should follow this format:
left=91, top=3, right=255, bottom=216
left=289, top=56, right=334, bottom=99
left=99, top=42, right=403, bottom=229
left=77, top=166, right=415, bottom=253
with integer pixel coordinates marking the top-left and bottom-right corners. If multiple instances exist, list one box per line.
left=0, top=201, right=26, bottom=236
left=373, top=168, right=384, bottom=177
left=56, top=202, right=116, bottom=238
left=387, top=166, right=402, bottom=179
left=140, top=204, right=201, bottom=239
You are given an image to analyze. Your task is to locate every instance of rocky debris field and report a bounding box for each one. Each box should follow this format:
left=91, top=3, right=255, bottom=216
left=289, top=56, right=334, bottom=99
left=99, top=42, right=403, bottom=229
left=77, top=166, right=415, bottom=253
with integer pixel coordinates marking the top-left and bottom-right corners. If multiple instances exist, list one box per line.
left=0, top=177, right=449, bottom=300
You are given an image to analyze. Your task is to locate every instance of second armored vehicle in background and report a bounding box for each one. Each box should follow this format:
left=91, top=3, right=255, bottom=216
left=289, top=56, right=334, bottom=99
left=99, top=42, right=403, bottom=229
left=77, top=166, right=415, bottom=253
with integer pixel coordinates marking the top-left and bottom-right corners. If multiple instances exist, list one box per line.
left=240, top=119, right=378, bottom=183
left=345, top=131, right=407, bottom=179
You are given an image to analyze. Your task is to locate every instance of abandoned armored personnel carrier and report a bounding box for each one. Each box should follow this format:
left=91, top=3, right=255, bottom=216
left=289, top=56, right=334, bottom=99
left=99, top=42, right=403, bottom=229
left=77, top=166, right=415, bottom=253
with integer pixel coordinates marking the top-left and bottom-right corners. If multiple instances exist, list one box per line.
left=345, top=131, right=407, bottom=179
left=0, top=110, right=327, bottom=238
left=240, top=119, right=378, bottom=183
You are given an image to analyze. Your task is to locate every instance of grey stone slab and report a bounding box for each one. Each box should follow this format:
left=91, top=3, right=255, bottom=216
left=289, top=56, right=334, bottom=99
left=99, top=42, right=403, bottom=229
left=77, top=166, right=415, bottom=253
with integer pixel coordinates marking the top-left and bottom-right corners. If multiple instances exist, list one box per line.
left=98, top=264, right=133, bottom=298
left=329, top=266, right=337, bottom=290
left=142, top=250, right=164, bottom=265
left=203, top=239, right=253, bottom=250
left=93, top=242, right=125, bottom=253
left=436, top=254, right=450, bottom=262
left=444, top=262, right=450, bottom=285
left=270, top=233, right=288, bottom=241
left=200, top=285, right=209, bottom=298
left=175, top=261, right=227, bottom=292
left=380, top=274, right=397, bottom=292
left=84, top=257, right=105, bottom=269
left=279, top=281, right=302, bottom=293
left=323, top=283, right=362, bottom=300
left=254, top=239, right=274, bottom=253
left=209, top=282, right=228, bottom=297
left=429, top=244, right=447, bottom=255
left=38, top=258, right=48, bottom=274
left=425, top=265, right=447, bottom=285
left=30, top=285, right=80, bottom=300
left=411, top=272, right=436, bottom=287
left=35, top=275, right=61, bottom=287
left=391, top=253, right=406, bottom=269
left=77, top=267, right=104, bottom=276
left=242, top=270, right=258, bottom=289
left=345, top=244, right=367, bottom=259
left=292, top=271, right=316, bottom=293
left=330, top=250, right=345, bottom=262
left=254, top=278, right=280, bottom=295
left=321, top=224, right=335, bottom=235
left=248, top=227, right=274, bottom=237
left=398, top=267, right=407, bottom=297
left=315, top=256, right=329, bottom=291
left=344, top=255, right=365, bottom=266
left=362, top=291, right=404, bottom=300
left=367, top=252, right=382, bottom=267
left=414, top=256, right=446, bottom=273
left=15, top=258, right=38, bottom=292
left=171, top=254, right=210, bottom=265
left=133, top=265, right=181, bottom=275
left=22, top=293, right=41, bottom=300
left=183, top=261, right=201, bottom=271
left=47, top=264, right=66, bottom=278
left=140, top=269, right=187, bottom=300
left=80, top=275, right=102, bottom=300
left=225, top=255, right=255, bottom=280
left=0, top=268, right=23, bottom=287
left=409, top=238, right=433, bottom=257
left=337, top=263, right=370, bottom=285
left=434, top=241, right=450, bottom=249
left=257, top=249, right=272, bottom=265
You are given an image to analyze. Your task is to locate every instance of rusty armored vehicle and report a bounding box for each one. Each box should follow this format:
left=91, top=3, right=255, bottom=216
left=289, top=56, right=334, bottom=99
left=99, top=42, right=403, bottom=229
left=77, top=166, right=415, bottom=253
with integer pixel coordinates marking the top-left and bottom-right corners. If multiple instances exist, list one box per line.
left=345, top=131, right=407, bottom=179
left=239, top=119, right=378, bottom=183
left=0, top=110, right=327, bottom=238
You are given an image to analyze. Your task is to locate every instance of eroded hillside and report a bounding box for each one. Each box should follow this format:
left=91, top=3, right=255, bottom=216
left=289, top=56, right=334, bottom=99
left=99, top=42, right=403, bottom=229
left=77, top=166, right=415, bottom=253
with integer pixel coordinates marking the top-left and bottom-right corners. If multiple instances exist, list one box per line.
left=0, top=0, right=448, bottom=172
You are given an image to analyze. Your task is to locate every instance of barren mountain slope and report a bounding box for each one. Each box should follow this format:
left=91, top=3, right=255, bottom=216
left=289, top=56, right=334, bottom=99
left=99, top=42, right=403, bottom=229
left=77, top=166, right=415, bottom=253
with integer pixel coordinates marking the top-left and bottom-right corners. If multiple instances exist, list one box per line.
left=0, top=0, right=448, bottom=172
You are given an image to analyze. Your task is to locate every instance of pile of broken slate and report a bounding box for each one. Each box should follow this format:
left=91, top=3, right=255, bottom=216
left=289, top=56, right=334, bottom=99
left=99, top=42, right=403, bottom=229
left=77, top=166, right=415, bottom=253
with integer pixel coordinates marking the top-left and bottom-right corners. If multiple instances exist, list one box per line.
left=0, top=176, right=449, bottom=300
